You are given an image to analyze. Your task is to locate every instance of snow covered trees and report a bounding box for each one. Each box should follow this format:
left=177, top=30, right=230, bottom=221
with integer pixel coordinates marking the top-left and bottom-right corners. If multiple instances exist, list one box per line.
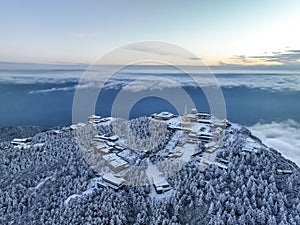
left=112, top=117, right=169, bottom=152
left=0, top=119, right=299, bottom=224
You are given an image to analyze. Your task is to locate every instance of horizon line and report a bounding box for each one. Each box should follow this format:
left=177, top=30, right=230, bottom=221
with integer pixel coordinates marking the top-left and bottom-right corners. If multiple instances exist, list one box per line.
left=0, top=60, right=300, bottom=70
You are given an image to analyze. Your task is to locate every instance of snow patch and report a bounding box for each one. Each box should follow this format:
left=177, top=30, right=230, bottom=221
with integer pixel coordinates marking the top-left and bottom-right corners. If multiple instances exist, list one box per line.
left=64, top=177, right=102, bottom=207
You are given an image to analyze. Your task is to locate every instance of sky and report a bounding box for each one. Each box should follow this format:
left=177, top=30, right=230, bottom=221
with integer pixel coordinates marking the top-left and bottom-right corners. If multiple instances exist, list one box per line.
left=1, top=0, right=300, bottom=66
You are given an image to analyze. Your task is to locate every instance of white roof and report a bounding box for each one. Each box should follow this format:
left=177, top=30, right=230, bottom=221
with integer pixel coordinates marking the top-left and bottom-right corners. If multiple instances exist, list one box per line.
left=100, top=148, right=110, bottom=154
left=11, top=138, right=30, bottom=143
left=214, top=162, right=228, bottom=170
left=70, top=125, right=77, bottom=130
left=53, top=130, right=61, bottom=133
left=198, top=119, right=212, bottom=123
left=154, top=180, right=170, bottom=187
left=242, top=147, right=258, bottom=153
left=103, top=173, right=125, bottom=186
left=103, top=153, right=128, bottom=164
left=191, top=123, right=200, bottom=133
left=154, top=112, right=174, bottom=118
left=199, top=132, right=213, bottom=136
left=103, top=154, right=114, bottom=162
left=89, top=115, right=101, bottom=119
left=277, top=169, right=293, bottom=174
left=188, top=113, right=197, bottom=118
left=110, top=160, right=128, bottom=168
left=114, top=145, right=125, bottom=150
left=198, top=112, right=210, bottom=116
left=95, top=135, right=118, bottom=141
left=191, top=108, right=197, bottom=113
left=205, top=142, right=217, bottom=148
left=106, top=141, right=116, bottom=147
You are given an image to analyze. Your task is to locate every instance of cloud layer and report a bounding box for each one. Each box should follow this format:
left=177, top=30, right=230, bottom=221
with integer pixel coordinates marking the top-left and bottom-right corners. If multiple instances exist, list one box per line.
left=1, top=66, right=300, bottom=94
left=249, top=120, right=300, bottom=167
left=216, top=73, right=300, bottom=92
left=231, top=49, right=300, bottom=65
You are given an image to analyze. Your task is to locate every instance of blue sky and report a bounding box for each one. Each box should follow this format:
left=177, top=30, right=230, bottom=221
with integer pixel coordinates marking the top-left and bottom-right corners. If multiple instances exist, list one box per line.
left=1, top=0, right=300, bottom=66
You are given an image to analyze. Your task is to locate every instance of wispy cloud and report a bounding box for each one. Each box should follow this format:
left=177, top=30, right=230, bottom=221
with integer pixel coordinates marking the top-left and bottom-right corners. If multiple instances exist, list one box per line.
left=29, top=86, right=76, bottom=94
left=123, top=43, right=198, bottom=61
left=230, top=55, right=254, bottom=64
left=230, top=49, right=300, bottom=66
left=124, top=45, right=174, bottom=56
left=187, top=57, right=202, bottom=61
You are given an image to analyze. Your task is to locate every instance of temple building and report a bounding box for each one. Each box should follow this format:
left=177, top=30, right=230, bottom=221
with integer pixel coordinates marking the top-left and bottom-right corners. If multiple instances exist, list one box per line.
left=181, top=107, right=191, bottom=129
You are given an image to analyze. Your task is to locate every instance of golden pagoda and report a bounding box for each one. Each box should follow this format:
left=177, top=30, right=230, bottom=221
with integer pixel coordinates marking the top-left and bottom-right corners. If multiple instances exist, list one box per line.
left=181, top=106, right=191, bottom=129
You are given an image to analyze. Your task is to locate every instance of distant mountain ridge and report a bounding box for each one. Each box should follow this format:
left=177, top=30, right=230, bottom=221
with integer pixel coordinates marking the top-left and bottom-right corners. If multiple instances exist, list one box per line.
left=0, top=126, right=47, bottom=142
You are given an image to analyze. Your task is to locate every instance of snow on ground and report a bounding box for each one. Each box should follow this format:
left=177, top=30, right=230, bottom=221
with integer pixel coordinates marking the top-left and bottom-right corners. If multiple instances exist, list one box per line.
left=64, top=176, right=102, bottom=207
left=146, top=161, right=165, bottom=185
left=64, top=194, right=81, bottom=207
left=31, top=176, right=53, bottom=190
left=165, top=131, right=181, bottom=152
left=33, top=143, right=45, bottom=148
left=198, top=151, right=218, bottom=172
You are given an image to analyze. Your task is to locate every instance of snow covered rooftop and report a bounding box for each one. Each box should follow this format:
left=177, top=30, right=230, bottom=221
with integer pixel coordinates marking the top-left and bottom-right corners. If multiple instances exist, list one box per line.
left=277, top=169, right=293, bottom=175
left=88, top=115, right=101, bottom=120
left=242, top=147, right=258, bottom=154
left=103, top=153, right=129, bottom=172
left=11, top=138, right=31, bottom=143
left=11, top=138, right=32, bottom=149
left=153, top=180, right=171, bottom=194
left=70, top=122, right=86, bottom=130
left=198, top=119, right=212, bottom=124
left=94, top=135, right=118, bottom=142
left=214, top=162, right=228, bottom=170
left=152, top=112, right=176, bottom=120
left=102, top=173, right=125, bottom=188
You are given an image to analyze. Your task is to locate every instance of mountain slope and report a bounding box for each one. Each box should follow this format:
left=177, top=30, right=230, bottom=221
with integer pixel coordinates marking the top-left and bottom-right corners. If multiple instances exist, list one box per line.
left=0, top=126, right=47, bottom=142
left=0, top=117, right=299, bottom=224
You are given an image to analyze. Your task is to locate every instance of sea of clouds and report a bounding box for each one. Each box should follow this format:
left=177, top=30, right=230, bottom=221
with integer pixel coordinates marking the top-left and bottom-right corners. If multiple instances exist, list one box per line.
left=1, top=66, right=299, bottom=166
left=249, top=120, right=300, bottom=167
left=1, top=66, right=300, bottom=94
